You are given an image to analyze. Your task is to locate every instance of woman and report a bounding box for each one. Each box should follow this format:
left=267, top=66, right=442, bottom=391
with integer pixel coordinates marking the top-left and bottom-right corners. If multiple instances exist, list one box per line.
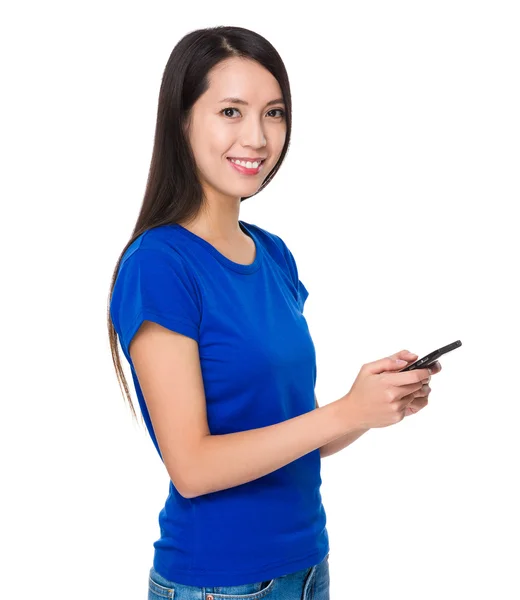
left=108, top=25, right=438, bottom=600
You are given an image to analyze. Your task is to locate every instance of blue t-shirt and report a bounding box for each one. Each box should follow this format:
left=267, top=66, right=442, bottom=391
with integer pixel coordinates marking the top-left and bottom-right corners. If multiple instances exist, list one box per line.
left=110, top=220, right=329, bottom=586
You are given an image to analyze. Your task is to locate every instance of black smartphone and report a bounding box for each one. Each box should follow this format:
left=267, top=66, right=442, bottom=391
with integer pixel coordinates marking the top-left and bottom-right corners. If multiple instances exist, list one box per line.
left=399, top=340, right=462, bottom=372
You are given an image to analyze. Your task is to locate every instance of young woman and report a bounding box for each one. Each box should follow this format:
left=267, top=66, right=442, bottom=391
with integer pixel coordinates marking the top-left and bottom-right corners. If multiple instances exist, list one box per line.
left=108, top=25, right=439, bottom=600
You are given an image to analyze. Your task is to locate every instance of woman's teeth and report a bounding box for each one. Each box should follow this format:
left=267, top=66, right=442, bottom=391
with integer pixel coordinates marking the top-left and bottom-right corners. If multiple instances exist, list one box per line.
left=229, top=158, right=262, bottom=169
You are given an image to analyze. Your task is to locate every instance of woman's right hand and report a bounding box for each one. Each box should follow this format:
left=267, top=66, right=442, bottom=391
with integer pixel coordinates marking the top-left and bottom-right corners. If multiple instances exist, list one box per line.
left=340, top=351, right=432, bottom=429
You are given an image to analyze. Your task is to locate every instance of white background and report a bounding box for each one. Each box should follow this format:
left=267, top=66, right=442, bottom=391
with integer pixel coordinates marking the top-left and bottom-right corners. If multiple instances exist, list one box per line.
left=2, top=1, right=519, bottom=598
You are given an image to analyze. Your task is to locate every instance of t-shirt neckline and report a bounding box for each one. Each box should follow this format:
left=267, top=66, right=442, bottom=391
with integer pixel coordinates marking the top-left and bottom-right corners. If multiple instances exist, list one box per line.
left=171, top=220, right=263, bottom=274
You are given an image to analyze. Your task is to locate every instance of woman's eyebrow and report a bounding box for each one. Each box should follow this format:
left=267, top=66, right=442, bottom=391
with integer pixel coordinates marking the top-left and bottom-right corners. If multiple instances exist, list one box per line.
left=218, top=97, right=285, bottom=107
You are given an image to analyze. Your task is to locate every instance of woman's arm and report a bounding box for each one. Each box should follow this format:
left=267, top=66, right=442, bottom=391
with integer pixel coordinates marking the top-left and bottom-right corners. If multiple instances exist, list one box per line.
left=131, top=321, right=364, bottom=500
left=191, top=399, right=359, bottom=497
left=315, top=394, right=370, bottom=458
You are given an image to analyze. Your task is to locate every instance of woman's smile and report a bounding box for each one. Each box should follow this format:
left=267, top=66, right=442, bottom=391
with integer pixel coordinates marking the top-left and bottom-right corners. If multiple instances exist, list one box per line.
left=227, top=157, right=265, bottom=175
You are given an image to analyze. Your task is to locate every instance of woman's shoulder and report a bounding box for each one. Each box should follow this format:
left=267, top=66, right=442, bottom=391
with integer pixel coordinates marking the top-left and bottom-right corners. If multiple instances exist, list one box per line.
left=120, top=224, right=185, bottom=268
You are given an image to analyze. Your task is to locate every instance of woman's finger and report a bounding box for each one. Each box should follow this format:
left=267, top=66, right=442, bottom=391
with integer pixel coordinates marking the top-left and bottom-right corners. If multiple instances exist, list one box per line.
left=417, top=384, right=431, bottom=397
left=430, top=361, right=442, bottom=374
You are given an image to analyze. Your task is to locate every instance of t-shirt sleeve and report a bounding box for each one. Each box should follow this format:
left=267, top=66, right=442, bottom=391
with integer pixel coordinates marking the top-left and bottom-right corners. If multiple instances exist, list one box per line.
left=297, top=277, right=310, bottom=311
left=110, top=247, right=201, bottom=360
left=275, top=236, right=309, bottom=312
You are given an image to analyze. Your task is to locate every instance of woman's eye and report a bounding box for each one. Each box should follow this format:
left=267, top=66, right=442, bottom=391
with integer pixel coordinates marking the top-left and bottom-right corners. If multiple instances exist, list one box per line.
left=221, top=107, right=240, bottom=118
left=220, top=107, right=285, bottom=119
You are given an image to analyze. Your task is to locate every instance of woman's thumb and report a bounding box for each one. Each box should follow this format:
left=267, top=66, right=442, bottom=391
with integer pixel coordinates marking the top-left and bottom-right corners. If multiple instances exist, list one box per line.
left=369, top=356, right=409, bottom=374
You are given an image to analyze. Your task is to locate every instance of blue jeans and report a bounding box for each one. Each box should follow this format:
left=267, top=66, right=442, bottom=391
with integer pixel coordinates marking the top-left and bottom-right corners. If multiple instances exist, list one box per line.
left=148, top=553, right=330, bottom=599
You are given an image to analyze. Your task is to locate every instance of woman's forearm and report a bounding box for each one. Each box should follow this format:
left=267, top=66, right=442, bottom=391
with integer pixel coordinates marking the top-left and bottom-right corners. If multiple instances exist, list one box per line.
left=184, top=398, right=360, bottom=498
left=319, top=428, right=370, bottom=459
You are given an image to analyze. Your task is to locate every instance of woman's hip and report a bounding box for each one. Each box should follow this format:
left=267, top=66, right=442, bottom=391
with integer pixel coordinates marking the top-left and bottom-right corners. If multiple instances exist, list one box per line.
left=148, top=552, right=330, bottom=600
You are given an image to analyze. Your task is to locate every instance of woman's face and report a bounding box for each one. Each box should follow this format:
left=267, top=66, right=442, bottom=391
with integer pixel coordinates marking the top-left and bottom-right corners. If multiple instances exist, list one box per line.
left=185, top=57, right=287, bottom=203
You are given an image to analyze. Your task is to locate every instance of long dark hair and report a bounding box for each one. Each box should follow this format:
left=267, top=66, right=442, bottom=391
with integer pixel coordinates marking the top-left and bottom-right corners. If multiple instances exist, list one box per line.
left=107, top=26, right=293, bottom=424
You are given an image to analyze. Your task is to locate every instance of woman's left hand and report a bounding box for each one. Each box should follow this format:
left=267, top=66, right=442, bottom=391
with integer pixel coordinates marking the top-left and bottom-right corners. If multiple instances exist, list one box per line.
left=403, top=360, right=442, bottom=417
